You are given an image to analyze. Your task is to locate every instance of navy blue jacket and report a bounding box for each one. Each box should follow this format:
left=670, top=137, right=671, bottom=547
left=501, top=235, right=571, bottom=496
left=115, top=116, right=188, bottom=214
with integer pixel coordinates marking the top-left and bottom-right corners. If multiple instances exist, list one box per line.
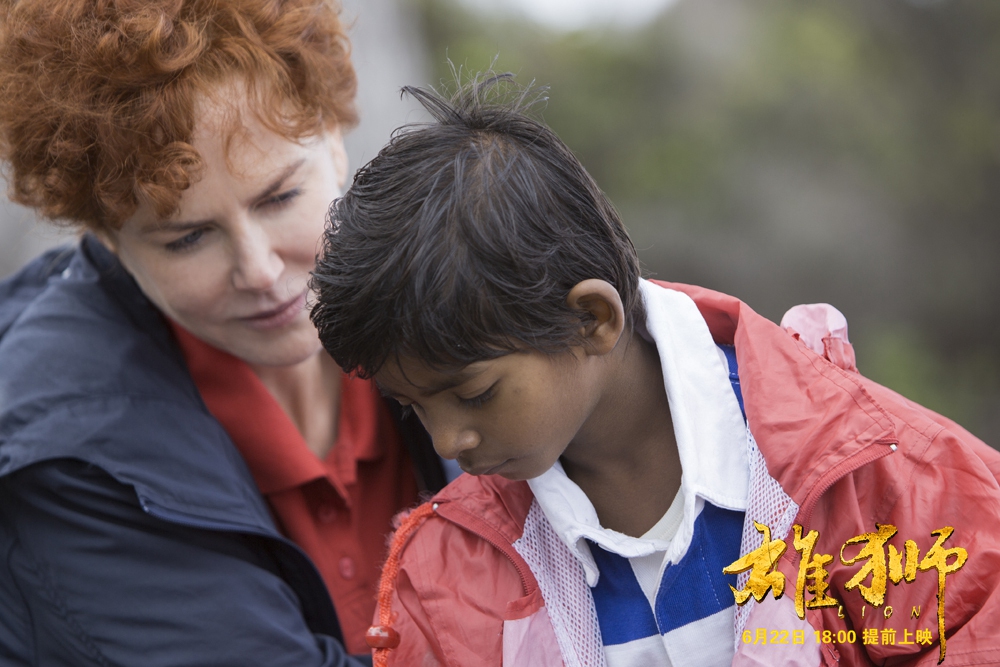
left=0, top=237, right=443, bottom=666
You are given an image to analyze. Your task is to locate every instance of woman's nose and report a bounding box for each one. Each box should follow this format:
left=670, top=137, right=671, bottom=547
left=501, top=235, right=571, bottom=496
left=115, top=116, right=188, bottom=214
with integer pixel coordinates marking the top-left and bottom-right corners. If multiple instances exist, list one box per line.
left=232, top=224, right=283, bottom=291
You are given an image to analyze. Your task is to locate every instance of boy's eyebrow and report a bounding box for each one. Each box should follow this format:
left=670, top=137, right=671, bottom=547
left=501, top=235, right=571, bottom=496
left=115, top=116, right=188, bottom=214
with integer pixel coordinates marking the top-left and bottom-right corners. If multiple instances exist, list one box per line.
left=419, top=376, right=467, bottom=396
left=375, top=371, right=478, bottom=398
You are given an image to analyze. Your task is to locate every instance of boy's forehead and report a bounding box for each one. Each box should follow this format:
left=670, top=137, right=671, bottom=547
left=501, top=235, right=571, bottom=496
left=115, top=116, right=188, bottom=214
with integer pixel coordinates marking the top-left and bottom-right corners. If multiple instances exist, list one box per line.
left=374, top=357, right=488, bottom=397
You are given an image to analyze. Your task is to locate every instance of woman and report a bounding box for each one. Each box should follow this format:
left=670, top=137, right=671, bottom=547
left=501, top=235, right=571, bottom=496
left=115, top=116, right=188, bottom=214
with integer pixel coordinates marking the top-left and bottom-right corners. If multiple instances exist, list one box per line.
left=0, top=1, right=444, bottom=664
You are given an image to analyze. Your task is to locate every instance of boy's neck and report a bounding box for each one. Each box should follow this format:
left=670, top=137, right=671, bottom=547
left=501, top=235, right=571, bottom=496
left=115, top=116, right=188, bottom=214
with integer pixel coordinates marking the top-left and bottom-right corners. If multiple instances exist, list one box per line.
left=560, top=334, right=680, bottom=538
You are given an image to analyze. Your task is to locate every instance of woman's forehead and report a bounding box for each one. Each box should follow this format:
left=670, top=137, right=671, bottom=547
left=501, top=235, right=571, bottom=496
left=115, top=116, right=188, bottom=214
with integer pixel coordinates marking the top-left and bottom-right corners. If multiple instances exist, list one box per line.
left=192, top=88, right=317, bottom=165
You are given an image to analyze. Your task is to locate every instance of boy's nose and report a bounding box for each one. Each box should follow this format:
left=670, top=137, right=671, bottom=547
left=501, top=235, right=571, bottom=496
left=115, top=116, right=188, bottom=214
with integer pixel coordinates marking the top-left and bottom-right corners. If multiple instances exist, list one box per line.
left=433, top=427, right=480, bottom=460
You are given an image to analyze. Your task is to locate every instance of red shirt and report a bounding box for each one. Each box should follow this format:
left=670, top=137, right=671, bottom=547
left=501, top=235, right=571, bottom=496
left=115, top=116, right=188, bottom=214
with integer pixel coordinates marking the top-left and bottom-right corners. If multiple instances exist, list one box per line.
left=170, top=324, right=419, bottom=654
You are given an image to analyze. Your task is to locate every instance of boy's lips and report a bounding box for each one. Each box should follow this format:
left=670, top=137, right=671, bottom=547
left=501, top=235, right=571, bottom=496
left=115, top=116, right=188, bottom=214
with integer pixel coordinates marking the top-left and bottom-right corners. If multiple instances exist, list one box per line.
left=461, top=458, right=512, bottom=476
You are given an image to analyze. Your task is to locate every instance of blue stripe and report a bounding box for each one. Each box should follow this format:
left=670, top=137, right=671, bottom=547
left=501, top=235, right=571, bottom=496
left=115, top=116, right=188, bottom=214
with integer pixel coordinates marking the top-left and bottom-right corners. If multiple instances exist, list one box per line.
left=589, top=543, right=660, bottom=645
left=717, top=344, right=745, bottom=422
left=655, top=503, right=744, bottom=633
left=589, top=503, right=745, bottom=644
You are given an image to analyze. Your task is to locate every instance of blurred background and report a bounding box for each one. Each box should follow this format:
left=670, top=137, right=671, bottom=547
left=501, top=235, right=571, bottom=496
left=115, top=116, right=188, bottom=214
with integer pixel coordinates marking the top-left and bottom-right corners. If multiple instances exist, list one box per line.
left=2, top=0, right=997, bottom=446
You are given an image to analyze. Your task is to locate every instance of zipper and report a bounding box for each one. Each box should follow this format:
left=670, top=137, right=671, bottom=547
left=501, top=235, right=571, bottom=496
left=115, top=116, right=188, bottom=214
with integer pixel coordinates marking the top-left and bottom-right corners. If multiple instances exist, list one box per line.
left=796, top=438, right=898, bottom=528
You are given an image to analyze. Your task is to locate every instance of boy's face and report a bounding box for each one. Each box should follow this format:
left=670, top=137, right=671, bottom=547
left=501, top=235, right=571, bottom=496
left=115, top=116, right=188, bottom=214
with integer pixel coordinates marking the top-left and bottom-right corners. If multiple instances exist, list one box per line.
left=376, top=349, right=603, bottom=481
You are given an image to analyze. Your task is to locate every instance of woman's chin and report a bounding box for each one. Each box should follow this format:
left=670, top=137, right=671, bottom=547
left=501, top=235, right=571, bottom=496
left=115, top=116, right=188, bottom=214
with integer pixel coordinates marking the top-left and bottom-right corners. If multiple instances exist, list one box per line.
left=211, top=322, right=326, bottom=369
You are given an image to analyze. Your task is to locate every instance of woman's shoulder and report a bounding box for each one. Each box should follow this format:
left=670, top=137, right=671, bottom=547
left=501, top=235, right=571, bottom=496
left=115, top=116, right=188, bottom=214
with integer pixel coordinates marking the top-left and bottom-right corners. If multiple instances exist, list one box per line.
left=0, top=240, right=262, bottom=530
left=3, top=236, right=192, bottom=386
left=2, top=236, right=176, bottom=355
left=0, top=244, right=75, bottom=337
left=1, top=239, right=193, bottom=425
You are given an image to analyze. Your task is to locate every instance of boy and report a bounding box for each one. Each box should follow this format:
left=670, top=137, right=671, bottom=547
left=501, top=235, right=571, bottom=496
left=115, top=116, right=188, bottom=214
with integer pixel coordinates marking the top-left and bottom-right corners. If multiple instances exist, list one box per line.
left=310, top=75, right=1000, bottom=666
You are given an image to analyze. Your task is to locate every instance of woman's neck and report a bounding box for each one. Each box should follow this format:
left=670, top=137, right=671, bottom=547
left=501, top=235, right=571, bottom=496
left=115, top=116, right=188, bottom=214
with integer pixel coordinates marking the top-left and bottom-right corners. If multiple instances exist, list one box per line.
left=250, top=351, right=343, bottom=459
left=560, top=334, right=681, bottom=538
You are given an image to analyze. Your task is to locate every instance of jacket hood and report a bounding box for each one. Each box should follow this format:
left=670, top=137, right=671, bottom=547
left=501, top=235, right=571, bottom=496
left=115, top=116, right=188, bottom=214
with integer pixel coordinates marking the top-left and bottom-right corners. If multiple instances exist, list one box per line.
left=658, top=281, right=898, bottom=510
left=0, top=236, right=276, bottom=534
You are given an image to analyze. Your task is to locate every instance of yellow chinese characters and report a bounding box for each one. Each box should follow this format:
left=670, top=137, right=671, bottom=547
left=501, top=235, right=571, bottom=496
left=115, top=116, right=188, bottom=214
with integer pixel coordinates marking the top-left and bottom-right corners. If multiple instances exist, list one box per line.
left=722, top=521, right=787, bottom=604
left=723, top=523, right=967, bottom=664
left=793, top=525, right=840, bottom=617
left=918, top=527, right=969, bottom=663
left=841, top=524, right=898, bottom=606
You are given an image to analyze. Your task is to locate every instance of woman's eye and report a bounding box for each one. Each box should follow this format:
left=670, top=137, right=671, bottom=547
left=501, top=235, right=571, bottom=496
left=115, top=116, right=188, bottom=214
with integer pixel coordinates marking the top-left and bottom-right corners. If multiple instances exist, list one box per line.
left=165, top=228, right=206, bottom=252
left=461, top=383, right=497, bottom=409
left=261, top=188, right=301, bottom=209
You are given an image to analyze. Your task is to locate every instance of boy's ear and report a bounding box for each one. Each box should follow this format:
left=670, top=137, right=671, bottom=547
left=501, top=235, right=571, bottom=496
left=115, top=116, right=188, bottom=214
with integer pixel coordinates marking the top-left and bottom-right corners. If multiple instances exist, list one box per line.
left=566, top=279, right=625, bottom=356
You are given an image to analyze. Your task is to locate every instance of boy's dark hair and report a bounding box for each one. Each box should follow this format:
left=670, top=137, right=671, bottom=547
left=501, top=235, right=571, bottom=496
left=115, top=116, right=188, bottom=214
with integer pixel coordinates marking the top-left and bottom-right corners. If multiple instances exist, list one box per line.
left=310, top=72, right=643, bottom=378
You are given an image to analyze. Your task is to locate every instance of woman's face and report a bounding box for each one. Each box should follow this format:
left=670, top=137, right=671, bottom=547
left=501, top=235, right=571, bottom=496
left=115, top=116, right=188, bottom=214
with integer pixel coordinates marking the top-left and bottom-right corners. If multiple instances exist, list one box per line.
left=112, top=93, right=348, bottom=367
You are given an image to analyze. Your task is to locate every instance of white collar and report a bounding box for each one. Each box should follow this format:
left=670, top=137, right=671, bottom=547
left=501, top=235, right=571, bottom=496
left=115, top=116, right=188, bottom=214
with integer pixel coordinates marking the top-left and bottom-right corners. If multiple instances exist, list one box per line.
left=527, top=279, right=749, bottom=586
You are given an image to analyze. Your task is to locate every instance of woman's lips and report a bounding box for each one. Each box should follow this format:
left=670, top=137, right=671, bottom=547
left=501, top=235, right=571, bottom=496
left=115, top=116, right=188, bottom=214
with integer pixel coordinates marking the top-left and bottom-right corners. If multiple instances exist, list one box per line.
left=241, top=290, right=307, bottom=331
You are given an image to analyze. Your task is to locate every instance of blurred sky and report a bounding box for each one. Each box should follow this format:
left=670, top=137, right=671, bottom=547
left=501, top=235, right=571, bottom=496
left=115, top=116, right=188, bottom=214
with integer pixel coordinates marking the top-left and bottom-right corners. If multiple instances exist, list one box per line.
left=455, top=0, right=677, bottom=31
left=424, top=0, right=1000, bottom=444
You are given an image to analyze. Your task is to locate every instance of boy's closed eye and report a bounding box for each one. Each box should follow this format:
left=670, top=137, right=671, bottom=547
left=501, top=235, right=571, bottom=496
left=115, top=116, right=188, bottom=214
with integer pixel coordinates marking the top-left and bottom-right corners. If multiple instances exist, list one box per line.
left=458, top=381, right=498, bottom=409
left=380, top=380, right=499, bottom=418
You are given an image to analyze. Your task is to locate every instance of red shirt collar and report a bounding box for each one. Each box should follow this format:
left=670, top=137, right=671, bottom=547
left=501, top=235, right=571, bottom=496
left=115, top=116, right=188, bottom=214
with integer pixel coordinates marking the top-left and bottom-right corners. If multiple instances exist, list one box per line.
left=169, top=323, right=384, bottom=498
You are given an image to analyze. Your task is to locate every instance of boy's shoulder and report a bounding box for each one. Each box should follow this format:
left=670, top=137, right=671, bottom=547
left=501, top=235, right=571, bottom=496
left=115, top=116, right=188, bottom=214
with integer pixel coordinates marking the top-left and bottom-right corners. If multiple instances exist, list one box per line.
left=380, top=474, right=541, bottom=665
left=426, top=472, right=536, bottom=548
left=390, top=473, right=536, bottom=594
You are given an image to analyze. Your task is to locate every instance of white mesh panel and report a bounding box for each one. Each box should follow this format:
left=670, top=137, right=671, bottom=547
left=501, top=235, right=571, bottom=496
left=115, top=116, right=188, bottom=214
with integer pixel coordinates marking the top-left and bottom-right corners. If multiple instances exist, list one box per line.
left=513, top=500, right=607, bottom=667
left=733, top=427, right=800, bottom=650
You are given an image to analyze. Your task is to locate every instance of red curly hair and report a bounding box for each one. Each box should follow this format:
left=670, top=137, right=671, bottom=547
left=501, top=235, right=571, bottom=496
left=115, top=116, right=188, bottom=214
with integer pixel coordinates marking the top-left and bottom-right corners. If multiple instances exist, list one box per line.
left=0, top=0, right=357, bottom=233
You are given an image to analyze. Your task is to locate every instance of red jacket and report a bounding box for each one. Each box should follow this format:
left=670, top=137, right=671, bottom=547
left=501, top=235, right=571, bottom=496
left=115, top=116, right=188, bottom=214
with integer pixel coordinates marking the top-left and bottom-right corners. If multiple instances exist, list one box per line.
left=376, top=282, right=1000, bottom=667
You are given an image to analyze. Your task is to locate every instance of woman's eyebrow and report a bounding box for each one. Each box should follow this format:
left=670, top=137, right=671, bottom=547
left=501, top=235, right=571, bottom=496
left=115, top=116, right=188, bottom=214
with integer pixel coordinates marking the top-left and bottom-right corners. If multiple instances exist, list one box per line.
left=252, top=157, right=307, bottom=203
left=144, top=158, right=308, bottom=234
